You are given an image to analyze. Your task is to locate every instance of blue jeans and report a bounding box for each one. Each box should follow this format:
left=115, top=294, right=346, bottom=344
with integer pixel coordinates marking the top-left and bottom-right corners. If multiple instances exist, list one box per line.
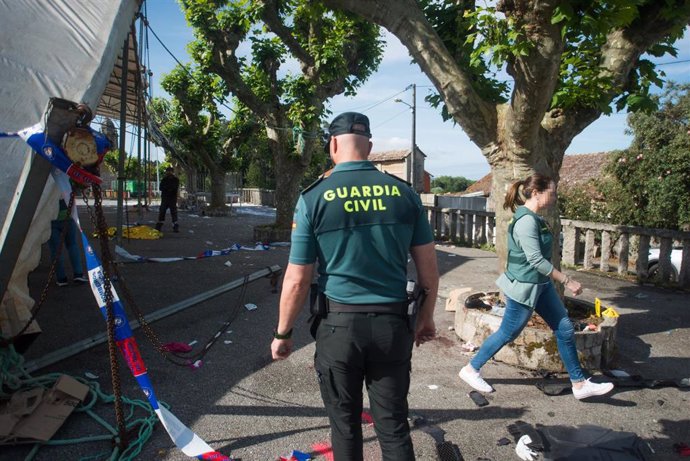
left=470, top=282, right=585, bottom=383
left=48, top=219, right=84, bottom=282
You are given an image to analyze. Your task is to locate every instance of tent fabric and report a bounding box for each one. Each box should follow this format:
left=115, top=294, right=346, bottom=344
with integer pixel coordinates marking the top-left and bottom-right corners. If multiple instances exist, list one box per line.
left=0, top=0, right=140, bottom=337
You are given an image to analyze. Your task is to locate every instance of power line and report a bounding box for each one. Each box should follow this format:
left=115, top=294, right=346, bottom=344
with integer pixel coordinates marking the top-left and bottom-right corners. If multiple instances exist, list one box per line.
left=371, top=108, right=410, bottom=129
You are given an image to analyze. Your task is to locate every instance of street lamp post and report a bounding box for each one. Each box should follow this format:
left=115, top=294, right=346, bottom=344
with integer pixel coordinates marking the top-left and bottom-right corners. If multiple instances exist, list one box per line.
left=395, top=83, right=418, bottom=192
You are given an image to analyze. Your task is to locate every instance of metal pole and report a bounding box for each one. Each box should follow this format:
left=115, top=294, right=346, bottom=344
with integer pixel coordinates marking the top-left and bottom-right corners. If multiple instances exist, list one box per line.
left=411, top=83, right=417, bottom=192
left=116, top=33, right=129, bottom=246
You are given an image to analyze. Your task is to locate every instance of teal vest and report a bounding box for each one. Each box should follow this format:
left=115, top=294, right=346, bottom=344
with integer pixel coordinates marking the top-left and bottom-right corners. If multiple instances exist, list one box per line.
left=505, top=206, right=553, bottom=284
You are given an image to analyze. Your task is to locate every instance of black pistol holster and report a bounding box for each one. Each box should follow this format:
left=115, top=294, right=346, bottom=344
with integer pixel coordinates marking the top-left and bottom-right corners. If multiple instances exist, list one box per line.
left=309, top=283, right=327, bottom=339
left=406, top=280, right=428, bottom=331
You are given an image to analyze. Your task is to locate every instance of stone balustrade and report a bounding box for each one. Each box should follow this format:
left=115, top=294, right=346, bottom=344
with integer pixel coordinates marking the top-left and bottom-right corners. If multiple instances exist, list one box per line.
left=424, top=206, right=496, bottom=246
left=561, top=219, right=690, bottom=288
left=424, top=206, right=690, bottom=288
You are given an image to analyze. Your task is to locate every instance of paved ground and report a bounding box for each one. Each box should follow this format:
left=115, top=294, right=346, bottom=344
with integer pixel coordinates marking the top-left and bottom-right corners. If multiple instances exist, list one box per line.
left=2, top=202, right=689, bottom=460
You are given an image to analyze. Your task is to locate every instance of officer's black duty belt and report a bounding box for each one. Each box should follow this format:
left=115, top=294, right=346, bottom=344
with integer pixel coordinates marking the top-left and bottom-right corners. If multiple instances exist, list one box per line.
left=327, top=300, right=408, bottom=315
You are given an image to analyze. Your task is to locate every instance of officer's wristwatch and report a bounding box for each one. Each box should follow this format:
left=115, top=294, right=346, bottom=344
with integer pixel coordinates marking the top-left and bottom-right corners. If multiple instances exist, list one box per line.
left=273, top=328, right=293, bottom=340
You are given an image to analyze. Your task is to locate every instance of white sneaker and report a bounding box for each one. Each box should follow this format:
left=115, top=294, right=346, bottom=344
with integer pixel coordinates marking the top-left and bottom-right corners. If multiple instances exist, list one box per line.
left=459, top=365, right=494, bottom=393
left=572, top=378, right=614, bottom=400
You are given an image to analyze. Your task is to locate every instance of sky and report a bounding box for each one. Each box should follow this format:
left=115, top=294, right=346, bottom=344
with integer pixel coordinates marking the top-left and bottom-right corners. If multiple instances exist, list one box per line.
left=141, top=1, right=690, bottom=180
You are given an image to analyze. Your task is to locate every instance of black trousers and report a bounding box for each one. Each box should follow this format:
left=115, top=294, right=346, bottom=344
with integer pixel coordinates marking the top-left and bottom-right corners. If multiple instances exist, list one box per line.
left=315, top=312, right=415, bottom=461
left=158, top=198, right=177, bottom=223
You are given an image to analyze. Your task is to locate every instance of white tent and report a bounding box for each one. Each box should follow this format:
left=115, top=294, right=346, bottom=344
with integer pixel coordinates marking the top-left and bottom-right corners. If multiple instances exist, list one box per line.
left=0, top=0, right=141, bottom=339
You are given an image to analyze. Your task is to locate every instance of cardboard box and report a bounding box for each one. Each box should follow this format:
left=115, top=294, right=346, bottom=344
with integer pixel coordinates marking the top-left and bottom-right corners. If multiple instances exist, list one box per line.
left=0, top=375, right=89, bottom=442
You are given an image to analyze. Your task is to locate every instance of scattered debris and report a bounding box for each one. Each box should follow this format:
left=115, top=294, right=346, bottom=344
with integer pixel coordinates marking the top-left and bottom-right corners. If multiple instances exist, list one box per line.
left=497, top=437, right=511, bottom=446
left=428, top=385, right=439, bottom=390
left=84, top=371, right=99, bottom=379
left=468, top=390, right=489, bottom=407
left=461, top=342, right=478, bottom=353
left=448, top=326, right=455, bottom=331
left=224, top=261, right=232, bottom=267
left=223, top=340, right=233, bottom=345
left=547, top=412, right=555, bottom=417
left=244, top=303, right=258, bottom=311
left=516, top=435, right=539, bottom=461
left=634, top=293, right=648, bottom=299
left=187, top=340, right=198, bottom=347
left=606, top=369, right=631, bottom=378
left=205, top=241, right=213, bottom=245
left=162, top=342, right=193, bottom=353
left=189, top=360, right=202, bottom=369
left=674, top=442, right=690, bottom=456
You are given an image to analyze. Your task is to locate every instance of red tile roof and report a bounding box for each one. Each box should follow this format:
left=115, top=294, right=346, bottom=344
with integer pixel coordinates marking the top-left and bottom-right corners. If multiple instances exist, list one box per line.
left=462, top=152, right=611, bottom=196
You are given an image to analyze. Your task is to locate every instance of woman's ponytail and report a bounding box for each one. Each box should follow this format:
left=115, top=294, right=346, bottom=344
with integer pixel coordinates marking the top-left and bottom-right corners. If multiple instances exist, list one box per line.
left=503, top=179, right=526, bottom=211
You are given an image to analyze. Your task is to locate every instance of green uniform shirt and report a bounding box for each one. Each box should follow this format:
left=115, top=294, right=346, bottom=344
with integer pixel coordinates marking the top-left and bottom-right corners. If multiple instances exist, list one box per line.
left=289, top=161, right=434, bottom=304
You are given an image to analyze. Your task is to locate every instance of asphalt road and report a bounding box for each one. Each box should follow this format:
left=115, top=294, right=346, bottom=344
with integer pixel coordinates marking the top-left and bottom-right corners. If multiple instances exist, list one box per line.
left=2, top=203, right=688, bottom=460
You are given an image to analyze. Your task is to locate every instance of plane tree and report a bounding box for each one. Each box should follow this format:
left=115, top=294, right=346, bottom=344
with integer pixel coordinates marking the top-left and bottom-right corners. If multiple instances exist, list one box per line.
left=321, top=0, right=690, bottom=263
left=157, top=65, right=256, bottom=213
left=179, top=0, right=383, bottom=228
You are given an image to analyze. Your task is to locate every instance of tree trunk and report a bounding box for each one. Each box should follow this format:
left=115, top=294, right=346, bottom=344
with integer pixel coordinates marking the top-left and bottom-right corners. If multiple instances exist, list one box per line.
left=490, top=151, right=561, bottom=273
left=184, top=166, right=197, bottom=194
left=267, top=125, right=308, bottom=229
left=208, top=169, right=227, bottom=214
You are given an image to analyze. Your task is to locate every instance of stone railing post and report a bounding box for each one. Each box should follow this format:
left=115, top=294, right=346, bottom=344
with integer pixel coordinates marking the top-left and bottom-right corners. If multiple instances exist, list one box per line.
left=658, top=238, right=674, bottom=282
left=449, top=210, right=458, bottom=242
left=680, top=240, right=690, bottom=287
left=583, top=229, right=596, bottom=270
left=442, top=208, right=452, bottom=240
left=562, top=222, right=579, bottom=265
left=487, top=216, right=496, bottom=246
left=600, top=230, right=611, bottom=272
left=457, top=213, right=466, bottom=244
left=465, top=213, right=474, bottom=246
left=475, top=214, right=487, bottom=245
left=618, top=233, right=629, bottom=275
left=636, top=235, right=650, bottom=280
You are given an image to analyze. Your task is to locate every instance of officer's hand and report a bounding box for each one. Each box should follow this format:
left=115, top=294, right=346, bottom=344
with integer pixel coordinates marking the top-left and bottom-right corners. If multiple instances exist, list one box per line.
left=271, top=338, right=293, bottom=360
left=415, top=318, right=436, bottom=347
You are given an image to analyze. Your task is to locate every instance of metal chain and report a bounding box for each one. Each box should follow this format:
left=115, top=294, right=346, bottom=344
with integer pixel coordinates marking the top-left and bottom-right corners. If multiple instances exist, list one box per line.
left=83, top=188, right=253, bottom=367
left=90, top=184, right=128, bottom=450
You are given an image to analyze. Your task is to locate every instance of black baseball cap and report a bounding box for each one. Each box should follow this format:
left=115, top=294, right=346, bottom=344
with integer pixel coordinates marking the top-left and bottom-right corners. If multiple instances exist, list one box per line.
left=324, top=112, right=372, bottom=153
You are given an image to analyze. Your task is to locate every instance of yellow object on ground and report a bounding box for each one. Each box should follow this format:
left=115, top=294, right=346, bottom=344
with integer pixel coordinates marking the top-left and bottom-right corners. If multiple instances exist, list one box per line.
left=595, top=298, right=602, bottom=317
left=602, top=306, right=620, bottom=318
left=98, top=225, right=162, bottom=240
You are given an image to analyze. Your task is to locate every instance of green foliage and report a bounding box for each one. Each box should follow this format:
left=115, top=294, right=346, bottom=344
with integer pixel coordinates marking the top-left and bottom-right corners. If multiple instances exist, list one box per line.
left=418, top=1, right=688, bottom=117
left=559, top=83, right=690, bottom=230
left=549, top=0, right=688, bottom=113
left=420, top=1, right=510, bottom=120
left=182, top=0, right=383, bottom=134
left=431, top=175, right=475, bottom=193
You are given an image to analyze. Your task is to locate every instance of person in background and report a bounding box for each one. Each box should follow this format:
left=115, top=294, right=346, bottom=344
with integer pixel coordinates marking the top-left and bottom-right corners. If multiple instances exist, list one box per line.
left=49, top=199, right=87, bottom=287
left=156, top=166, right=179, bottom=232
left=458, top=173, right=614, bottom=400
left=271, top=112, right=439, bottom=460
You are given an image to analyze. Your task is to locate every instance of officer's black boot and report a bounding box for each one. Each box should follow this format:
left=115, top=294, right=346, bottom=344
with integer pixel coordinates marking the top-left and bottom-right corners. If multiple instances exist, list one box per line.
left=155, top=222, right=163, bottom=231
left=173, top=222, right=179, bottom=233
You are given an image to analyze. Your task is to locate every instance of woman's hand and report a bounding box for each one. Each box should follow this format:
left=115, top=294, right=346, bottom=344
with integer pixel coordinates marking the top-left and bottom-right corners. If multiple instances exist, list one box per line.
left=565, top=278, right=582, bottom=296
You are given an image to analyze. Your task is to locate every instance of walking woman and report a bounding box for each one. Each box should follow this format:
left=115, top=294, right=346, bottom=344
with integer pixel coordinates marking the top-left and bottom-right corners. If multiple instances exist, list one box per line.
left=459, top=173, right=614, bottom=400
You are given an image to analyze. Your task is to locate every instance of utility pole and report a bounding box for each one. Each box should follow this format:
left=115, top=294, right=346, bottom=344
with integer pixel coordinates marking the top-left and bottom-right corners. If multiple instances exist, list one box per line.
left=395, top=83, right=419, bottom=192
left=411, top=83, right=417, bottom=192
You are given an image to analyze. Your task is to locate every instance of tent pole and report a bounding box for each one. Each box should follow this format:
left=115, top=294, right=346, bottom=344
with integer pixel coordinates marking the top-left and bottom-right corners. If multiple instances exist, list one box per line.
left=116, top=33, right=129, bottom=246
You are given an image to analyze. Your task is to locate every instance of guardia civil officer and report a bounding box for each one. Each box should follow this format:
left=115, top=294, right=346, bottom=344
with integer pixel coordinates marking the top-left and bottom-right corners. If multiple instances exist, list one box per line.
left=271, top=112, right=439, bottom=460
